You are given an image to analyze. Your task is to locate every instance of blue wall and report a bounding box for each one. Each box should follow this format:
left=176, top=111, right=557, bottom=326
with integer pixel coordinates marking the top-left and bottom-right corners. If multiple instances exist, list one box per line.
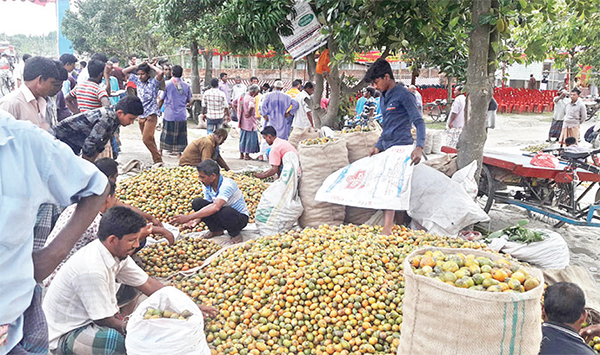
left=57, top=0, right=72, bottom=54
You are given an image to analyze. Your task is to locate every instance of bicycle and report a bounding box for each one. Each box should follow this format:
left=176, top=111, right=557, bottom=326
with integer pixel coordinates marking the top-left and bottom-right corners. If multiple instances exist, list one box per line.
left=423, top=99, right=447, bottom=122
left=0, top=70, right=14, bottom=97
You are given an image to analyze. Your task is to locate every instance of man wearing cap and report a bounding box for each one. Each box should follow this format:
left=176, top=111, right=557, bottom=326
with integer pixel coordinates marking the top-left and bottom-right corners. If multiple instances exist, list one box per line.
left=261, top=80, right=299, bottom=140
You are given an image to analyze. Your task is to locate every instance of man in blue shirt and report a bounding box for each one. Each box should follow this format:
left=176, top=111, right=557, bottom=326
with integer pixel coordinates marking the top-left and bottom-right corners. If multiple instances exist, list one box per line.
left=0, top=110, right=109, bottom=354
left=540, top=282, right=596, bottom=355
left=172, top=159, right=249, bottom=243
left=364, top=58, right=426, bottom=235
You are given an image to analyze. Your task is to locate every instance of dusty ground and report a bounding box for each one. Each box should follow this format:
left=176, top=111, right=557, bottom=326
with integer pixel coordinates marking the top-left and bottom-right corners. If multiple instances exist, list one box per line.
left=116, top=113, right=600, bottom=282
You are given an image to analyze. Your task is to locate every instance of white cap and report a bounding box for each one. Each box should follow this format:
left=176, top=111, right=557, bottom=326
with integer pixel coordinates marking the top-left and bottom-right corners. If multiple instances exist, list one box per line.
left=274, top=80, right=284, bottom=88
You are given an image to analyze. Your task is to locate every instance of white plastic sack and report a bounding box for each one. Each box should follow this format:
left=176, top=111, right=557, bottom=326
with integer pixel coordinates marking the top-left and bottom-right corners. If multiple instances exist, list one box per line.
left=408, top=164, right=490, bottom=236
left=315, top=145, right=414, bottom=211
left=451, top=160, right=478, bottom=200
left=145, top=223, right=181, bottom=245
left=486, top=229, right=570, bottom=269
left=126, top=287, right=211, bottom=355
left=320, top=126, right=336, bottom=138
left=256, top=152, right=303, bottom=235
left=431, top=130, right=444, bottom=154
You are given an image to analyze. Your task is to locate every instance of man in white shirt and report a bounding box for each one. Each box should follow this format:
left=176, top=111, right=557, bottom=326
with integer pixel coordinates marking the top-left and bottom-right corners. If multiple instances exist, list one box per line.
left=292, top=81, right=315, bottom=129
left=43, top=206, right=216, bottom=354
left=0, top=110, right=109, bottom=355
left=559, top=88, right=588, bottom=145
left=446, top=85, right=466, bottom=148
left=548, top=90, right=569, bottom=142
left=231, top=76, right=247, bottom=103
left=13, top=54, right=31, bottom=88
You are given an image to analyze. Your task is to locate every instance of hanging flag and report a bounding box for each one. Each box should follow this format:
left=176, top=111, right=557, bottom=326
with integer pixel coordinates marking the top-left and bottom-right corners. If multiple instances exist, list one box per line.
left=2, top=0, right=56, bottom=6
left=279, top=0, right=328, bottom=61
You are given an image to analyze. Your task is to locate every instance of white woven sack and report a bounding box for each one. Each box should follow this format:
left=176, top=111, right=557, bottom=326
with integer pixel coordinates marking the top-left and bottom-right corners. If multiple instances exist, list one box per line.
left=298, top=138, right=348, bottom=228
left=487, top=229, right=570, bottom=269
left=399, top=247, right=544, bottom=355
left=408, top=164, right=489, bottom=236
left=431, top=130, right=444, bottom=153
left=256, top=152, right=303, bottom=235
left=126, top=286, right=210, bottom=355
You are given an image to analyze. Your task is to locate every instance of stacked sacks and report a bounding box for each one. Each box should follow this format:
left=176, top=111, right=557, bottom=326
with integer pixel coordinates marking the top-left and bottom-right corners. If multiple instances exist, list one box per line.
left=298, top=138, right=349, bottom=227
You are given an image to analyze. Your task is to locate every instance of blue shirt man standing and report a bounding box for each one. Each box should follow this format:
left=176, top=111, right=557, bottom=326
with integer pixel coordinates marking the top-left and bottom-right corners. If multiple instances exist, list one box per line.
left=364, top=58, right=426, bottom=235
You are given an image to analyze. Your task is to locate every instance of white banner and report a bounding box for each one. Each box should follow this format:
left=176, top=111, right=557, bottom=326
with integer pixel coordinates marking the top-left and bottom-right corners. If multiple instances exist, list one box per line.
left=315, top=145, right=414, bottom=211
left=280, top=1, right=328, bottom=60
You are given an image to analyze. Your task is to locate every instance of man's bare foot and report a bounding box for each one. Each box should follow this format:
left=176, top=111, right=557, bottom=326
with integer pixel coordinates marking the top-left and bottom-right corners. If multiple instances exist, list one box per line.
left=227, top=235, right=243, bottom=244
left=201, top=230, right=224, bottom=239
left=381, top=227, right=392, bottom=236
left=244, top=154, right=251, bottom=160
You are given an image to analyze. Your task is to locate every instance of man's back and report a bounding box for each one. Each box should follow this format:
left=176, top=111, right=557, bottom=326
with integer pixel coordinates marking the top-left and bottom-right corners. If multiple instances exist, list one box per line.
left=202, top=88, right=227, bottom=120
left=70, top=81, right=108, bottom=112
left=179, top=136, right=215, bottom=166
left=540, top=322, right=596, bottom=355
left=163, top=79, right=191, bottom=121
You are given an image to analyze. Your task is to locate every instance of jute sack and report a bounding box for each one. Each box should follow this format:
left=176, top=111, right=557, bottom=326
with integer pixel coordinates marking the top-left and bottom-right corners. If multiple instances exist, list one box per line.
left=298, top=138, right=349, bottom=228
left=344, top=206, right=376, bottom=225
left=399, top=247, right=544, bottom=355
left=338, top=129, right=381, bottom=163
left=288, top=127, right=320, bottom=149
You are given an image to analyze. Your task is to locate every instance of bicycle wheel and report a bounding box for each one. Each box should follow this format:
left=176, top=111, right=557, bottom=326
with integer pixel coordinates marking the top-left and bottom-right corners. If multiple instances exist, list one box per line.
left=429, top=105, right=441, bottom=122
left=476, top=165, right=494, bottom=213
left=553, top=182, right=575, bottom=228
left=0, top=79, right=9, bottom=97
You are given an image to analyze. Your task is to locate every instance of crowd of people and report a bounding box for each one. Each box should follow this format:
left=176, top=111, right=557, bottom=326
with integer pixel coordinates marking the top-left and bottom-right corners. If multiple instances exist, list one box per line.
left=1, top=50, right=597, bottom=355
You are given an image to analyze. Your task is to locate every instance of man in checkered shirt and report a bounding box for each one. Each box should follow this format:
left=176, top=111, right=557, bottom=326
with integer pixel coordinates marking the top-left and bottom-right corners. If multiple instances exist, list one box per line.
left=201, top=78, right=230, bottom=134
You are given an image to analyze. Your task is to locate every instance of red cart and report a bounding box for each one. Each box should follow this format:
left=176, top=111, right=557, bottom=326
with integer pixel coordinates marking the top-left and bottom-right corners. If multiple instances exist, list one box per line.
left=442, top=147, right=600, bottom=227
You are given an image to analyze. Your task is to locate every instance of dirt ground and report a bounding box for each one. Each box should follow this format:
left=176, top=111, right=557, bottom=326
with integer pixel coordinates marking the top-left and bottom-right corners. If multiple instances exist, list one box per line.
left=116, top=112, right=600, bottom=282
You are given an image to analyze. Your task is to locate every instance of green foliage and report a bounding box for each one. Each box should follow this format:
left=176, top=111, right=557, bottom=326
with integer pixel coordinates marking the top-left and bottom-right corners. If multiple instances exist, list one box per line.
left=218, top=0, right=294, bottom=54
left=62, top=0, right=165, bottom=58
left=509, top=0, right=600, bottom=81
left=0, top=32, right=57, bottom=57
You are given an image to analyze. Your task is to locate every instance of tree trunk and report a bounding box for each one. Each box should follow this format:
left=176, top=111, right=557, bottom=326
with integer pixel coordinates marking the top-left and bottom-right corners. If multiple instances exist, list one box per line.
left=456, top=0, right=494, bottom=173
left=446, top=76, right=453, bottom=117
left=190, top=40, right=201, bottom=94
left=202, top=49, right=214, bottom=88
left=321, top=39, right=342, bottom=128
left=306, top=52, right=326, bottom=127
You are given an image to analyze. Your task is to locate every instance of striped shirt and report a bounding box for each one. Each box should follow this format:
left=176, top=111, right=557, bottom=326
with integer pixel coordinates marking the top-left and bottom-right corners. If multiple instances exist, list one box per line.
left=203, top=176, right=249, bottom=216
left=69, top=81, right=108, bottom=112
left=201, top=88, right=228, bottom=120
